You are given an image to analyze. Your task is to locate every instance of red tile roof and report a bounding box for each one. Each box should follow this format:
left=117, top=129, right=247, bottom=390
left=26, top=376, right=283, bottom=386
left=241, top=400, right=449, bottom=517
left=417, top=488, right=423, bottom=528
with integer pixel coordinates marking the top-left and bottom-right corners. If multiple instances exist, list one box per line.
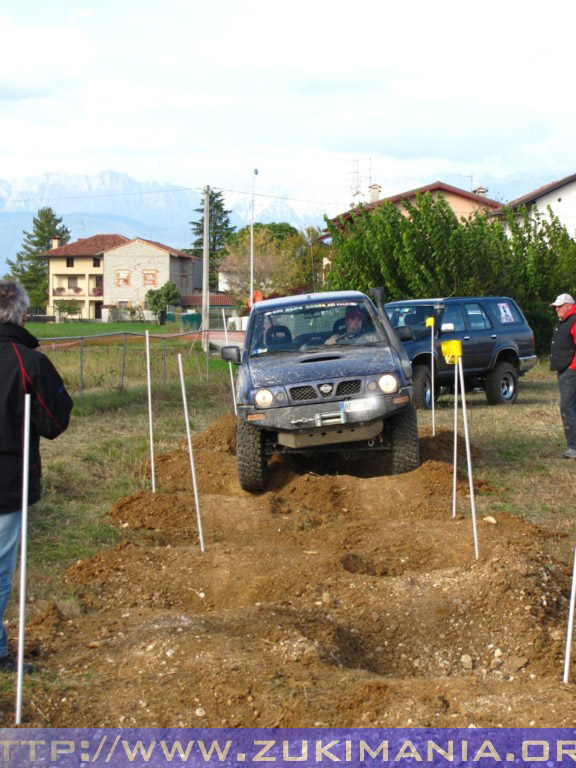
left=45, top=234, right=198, bottom=259
left=45, top=234, right=129, bottom=256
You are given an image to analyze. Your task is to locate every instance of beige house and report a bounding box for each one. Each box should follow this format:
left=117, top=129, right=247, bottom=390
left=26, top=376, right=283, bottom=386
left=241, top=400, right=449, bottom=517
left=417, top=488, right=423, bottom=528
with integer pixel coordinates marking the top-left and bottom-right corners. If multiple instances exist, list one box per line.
left=325, top=180, right=501, bottom=235
left=46, top=234, right=202, bottom=319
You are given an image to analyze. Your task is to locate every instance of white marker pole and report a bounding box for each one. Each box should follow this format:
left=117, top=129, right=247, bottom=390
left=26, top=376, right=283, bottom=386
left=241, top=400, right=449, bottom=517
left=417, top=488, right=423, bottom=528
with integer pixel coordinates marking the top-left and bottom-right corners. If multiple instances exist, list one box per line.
left=452, top=360, right=459, bottom=519
left=563, top=545, right=576, bottom=684
left=430, top=322, right=436, bottom=436
left=178, top=354, right=205, bottom=552
left=222, top=309, right=237, bottom=416
left=458, top=356, right=479, bottom=560
left=15, top=394, right=31, bottom=725
left=145, top=331, right=156, bottom=493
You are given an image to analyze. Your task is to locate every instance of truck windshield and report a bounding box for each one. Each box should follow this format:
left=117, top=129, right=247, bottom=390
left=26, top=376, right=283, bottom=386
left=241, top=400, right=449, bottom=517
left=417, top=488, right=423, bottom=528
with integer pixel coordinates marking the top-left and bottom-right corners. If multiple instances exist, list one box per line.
left=248, top=301, right=386, bottom=356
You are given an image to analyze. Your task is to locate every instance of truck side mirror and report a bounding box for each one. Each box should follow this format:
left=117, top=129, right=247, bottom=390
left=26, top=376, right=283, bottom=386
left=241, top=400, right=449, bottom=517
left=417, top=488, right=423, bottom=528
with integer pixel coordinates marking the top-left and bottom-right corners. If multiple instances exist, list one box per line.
left=440, top=322, right=455, bottom=333
left=221, top=346, right=241, bottom=363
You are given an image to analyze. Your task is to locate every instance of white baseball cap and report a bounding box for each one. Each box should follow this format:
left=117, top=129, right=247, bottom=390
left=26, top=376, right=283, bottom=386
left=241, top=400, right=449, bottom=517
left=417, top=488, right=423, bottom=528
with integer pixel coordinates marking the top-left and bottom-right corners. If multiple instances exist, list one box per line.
left=550, top=293, right=575, bottom=307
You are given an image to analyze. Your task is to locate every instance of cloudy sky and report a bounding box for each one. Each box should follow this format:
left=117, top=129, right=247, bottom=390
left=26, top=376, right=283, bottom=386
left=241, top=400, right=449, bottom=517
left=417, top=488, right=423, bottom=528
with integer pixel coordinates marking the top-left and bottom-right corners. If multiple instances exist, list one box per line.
left=0, top=0, right=574, bottom=211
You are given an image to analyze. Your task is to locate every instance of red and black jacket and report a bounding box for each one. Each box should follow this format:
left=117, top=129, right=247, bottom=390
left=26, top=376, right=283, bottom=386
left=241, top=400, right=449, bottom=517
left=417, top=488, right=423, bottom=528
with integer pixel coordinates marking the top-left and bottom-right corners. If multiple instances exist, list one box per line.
left=0, top=323, right=73, bottom=514
left=550, top=309, right=576, bottom=372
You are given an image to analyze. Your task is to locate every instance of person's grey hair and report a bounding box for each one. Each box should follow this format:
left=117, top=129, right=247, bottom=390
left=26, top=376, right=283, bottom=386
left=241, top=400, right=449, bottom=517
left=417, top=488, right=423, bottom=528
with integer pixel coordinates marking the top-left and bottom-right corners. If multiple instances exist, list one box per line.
left=0, top=280, right=30, bottom=324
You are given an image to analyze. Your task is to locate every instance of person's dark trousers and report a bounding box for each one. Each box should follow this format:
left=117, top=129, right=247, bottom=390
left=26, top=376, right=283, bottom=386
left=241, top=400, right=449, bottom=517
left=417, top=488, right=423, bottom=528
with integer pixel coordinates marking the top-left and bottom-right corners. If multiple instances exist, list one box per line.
left=558, top=368, right=576, bottom=449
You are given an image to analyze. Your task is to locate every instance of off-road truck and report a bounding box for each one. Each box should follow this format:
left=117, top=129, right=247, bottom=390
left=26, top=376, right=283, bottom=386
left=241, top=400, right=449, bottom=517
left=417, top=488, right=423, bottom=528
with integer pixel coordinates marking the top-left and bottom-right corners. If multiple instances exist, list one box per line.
left=221, top=289, right=420, bottom=491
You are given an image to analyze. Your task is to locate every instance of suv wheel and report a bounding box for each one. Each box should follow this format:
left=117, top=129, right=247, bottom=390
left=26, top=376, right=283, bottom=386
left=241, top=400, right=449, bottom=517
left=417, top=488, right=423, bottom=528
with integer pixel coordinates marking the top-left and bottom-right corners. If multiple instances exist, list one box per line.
left=388, top=404, right=420, bottom=474
left=412, top=364, right=436, bottom=410
left=237, top=419, right=269, bottom=491
left=484, top=362, right=518, bottom=405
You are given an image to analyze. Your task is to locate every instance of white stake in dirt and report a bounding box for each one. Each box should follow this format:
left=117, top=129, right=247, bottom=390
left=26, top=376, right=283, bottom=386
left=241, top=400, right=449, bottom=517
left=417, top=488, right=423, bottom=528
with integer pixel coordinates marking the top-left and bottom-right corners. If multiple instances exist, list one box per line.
left=458, top=356, right=479, bottom=560
left=178, top=354, right=205, bottom=552
left=563, top=545, right=576, bottom=684
left=15, top=394, right=31, bottom=725
left=426, top=316, right=436, bottom=436
left=441, top=340, right=479, bottom=558
left=221, top=309, right=237, bottom=416
left=145, top=331, right=156, bottom=493
left=452, top=358, right=459, bottom=519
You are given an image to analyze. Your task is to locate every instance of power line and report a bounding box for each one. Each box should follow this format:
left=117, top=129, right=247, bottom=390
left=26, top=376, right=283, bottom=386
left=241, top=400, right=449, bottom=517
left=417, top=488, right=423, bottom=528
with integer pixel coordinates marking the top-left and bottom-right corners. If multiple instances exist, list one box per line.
left=5, top=183, right=349, bottom=208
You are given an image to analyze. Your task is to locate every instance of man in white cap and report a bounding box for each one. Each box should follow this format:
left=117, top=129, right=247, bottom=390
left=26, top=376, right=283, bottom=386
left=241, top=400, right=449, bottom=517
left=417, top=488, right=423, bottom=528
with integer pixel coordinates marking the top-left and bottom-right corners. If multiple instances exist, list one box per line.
left=550, top=293, right=576, bottom=458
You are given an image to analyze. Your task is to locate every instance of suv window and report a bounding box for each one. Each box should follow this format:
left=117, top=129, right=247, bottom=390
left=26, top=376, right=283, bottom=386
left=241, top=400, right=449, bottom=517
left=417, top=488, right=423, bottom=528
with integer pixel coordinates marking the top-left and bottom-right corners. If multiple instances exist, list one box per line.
left=485, top=300, right=523, bottom=326
left=463, top=302, right=492, bottom=330
left=441, top=305, right=465, bottom=332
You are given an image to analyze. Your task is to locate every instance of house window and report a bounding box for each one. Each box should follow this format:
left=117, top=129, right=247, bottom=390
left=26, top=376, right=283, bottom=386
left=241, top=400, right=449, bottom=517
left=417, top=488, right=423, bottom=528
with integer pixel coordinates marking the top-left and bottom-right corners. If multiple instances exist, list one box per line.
left=93, top=257, right=101, bottom=268
left=66, top=257, right=74, bottom=268
left=142, top=270, right=158, bottom=287
left=68, top=276, right=78, bottom=289
left=115, top=270, right=131, bottom=287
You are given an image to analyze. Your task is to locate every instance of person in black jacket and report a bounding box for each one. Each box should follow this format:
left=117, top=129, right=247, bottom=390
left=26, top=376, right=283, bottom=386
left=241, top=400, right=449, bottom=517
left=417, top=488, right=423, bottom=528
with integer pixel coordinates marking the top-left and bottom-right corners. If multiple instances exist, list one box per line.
left=0, top=280, right=73, bottom=672
left=550, top=293, right=576, bottom=459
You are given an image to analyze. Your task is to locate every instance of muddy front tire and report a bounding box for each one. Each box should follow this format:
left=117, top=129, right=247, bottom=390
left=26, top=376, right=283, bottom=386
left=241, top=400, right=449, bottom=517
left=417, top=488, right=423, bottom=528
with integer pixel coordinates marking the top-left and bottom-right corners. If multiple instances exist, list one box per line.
left=237, top=419, right=269, bottom=491
left=388, top=404, right=420, bottom=474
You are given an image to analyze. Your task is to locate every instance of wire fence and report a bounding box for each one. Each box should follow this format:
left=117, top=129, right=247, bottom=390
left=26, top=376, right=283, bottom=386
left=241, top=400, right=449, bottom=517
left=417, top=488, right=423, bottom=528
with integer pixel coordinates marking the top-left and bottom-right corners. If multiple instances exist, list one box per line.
left=40, top=327, right=244, bottom=398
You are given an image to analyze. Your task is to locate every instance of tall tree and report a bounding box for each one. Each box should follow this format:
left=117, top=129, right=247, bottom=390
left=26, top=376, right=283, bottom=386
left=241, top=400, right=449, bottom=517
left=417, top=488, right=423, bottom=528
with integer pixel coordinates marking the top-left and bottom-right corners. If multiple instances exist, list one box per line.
left=325, top=193, right=576, bottom=352
left=6, top=207, right=71, bottom=308
left=188, top=190, right=236, bottom=289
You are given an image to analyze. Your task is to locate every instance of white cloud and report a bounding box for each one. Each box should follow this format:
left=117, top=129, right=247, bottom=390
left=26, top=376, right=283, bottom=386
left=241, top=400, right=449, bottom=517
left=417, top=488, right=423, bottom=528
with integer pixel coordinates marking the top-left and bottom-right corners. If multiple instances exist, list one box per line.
left=0, top=0, right=573, bottom=201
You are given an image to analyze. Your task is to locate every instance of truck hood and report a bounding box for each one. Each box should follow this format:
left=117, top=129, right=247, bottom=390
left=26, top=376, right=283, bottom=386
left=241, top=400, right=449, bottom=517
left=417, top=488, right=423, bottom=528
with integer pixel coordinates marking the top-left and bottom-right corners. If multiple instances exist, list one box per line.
left=247, top=346, right=398, bottom=387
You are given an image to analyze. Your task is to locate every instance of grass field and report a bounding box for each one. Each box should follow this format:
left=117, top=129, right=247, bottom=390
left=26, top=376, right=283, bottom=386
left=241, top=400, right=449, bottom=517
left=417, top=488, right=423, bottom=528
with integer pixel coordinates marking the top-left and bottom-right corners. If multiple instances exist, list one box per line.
left=28, top=321, right=182, bottom=339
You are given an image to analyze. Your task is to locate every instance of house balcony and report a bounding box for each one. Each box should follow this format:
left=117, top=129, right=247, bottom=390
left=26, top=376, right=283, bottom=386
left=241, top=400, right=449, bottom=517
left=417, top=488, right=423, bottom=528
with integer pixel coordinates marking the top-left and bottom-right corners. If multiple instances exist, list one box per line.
left=52, top=287, right=86, bottom=296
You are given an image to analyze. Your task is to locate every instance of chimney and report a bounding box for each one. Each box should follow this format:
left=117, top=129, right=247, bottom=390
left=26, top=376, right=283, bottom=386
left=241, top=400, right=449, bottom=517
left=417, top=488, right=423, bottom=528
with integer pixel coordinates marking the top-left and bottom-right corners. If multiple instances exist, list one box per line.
left=51, top=237, right=61, bottom=250
left=369, top=183, right=382, bottom=203
left=472, top=186, right=488, bottom=198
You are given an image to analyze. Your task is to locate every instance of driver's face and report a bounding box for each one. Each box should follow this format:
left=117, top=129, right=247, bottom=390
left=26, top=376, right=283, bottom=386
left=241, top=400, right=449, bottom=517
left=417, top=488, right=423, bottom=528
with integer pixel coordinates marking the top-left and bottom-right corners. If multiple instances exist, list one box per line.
left=346, top=314, right=362, bottom=333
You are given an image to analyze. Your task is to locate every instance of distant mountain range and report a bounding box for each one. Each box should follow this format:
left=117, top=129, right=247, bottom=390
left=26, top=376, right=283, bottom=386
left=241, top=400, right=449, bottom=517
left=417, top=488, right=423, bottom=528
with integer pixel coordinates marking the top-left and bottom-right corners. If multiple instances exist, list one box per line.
left=0, top=171, right=331, bottom=277
left=0, top=169, right=562, bottom=278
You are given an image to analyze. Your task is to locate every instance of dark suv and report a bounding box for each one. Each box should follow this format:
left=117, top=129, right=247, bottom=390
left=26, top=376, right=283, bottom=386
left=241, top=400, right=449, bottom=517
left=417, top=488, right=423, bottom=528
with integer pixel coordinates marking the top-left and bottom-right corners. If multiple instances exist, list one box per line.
left=385, top=296, right=537, bottom=409
left=222, top=290, right=420, bottom=491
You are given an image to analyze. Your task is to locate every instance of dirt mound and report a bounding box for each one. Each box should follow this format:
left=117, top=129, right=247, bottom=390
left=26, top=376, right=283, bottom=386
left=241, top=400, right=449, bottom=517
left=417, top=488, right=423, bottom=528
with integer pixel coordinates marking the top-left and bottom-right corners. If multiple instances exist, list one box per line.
left=16, top=417, right=576, bottom=727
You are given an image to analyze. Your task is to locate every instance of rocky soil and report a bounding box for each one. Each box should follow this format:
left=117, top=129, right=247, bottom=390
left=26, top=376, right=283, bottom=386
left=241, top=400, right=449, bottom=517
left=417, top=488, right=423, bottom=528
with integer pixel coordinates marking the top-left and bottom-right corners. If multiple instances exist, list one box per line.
left=6, top=414, right=576, bottom=726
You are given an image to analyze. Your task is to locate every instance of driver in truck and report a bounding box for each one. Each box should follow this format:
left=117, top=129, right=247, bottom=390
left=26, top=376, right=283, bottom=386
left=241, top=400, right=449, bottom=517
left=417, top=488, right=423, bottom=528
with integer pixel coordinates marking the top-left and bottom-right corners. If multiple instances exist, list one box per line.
left=325, top=305, right=365, bottom=345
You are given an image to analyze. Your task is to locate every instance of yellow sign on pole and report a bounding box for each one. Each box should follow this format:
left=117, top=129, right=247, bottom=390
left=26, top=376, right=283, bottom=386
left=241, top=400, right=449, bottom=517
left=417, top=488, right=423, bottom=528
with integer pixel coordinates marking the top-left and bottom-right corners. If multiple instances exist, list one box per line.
left=441, top=339, right=463, bottom=365
left=425, top=316, right=435, bottom=328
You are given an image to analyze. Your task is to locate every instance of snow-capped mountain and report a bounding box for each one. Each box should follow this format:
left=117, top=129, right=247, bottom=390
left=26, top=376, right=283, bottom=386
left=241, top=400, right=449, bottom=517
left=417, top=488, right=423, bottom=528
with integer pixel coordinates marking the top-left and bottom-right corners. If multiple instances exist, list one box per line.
left=0, top=171, right=330, bottom=277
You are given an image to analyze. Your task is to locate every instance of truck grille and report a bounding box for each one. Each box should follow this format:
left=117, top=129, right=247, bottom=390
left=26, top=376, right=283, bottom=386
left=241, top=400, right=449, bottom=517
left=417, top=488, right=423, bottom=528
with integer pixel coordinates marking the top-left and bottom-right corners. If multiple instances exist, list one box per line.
left=289, top=379, right=362, bottom=402
left=290, top=385, right=317, bottom=401
left=336, top=380, right=361, bottom=396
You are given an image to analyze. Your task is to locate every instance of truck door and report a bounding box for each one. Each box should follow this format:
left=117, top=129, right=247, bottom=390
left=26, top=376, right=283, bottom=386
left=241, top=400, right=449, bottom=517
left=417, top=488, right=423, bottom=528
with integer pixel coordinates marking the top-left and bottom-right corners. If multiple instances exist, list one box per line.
left=461, top=301, right=495, bottom=371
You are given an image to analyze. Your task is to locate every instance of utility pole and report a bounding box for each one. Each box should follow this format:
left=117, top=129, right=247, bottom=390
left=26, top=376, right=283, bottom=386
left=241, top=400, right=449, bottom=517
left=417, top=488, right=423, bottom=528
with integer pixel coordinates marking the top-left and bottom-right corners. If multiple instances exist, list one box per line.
left=202, top=185, right=210, bottom=352
left=250, top=169, right=258, bottom=307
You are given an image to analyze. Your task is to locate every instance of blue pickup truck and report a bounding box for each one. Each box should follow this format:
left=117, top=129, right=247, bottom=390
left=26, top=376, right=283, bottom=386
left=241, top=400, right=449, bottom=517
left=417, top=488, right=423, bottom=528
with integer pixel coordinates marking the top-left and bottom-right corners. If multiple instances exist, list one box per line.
left=385, top=296, right=537, bottom=409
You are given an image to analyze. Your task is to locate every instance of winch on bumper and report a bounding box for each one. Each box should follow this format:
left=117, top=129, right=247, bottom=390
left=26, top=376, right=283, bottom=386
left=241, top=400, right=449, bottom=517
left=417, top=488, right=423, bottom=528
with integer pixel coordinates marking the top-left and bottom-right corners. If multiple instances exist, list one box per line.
left=240, top=388, right=411, bottom=449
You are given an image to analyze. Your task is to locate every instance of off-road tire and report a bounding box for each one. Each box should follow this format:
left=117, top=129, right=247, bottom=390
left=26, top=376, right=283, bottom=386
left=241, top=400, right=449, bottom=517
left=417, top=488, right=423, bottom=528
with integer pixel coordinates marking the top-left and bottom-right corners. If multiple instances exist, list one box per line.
left=389, top=404, right=420, bottom=474
left=237, top=419, right=269, bottom=492
left=484, top=362, right=518, bottom=405
left=412, top=364, right=436, bottom=410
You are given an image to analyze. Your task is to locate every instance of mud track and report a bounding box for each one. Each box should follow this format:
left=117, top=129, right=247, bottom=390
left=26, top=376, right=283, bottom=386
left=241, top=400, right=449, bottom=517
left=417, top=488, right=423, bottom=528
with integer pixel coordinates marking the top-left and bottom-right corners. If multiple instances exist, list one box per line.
left=18, top=415, right=576, bottom=726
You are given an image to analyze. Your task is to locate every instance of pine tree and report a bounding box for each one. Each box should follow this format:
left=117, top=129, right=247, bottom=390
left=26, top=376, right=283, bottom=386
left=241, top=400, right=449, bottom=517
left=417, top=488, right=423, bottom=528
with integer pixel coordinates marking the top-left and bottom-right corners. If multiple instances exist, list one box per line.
left=6, top=207, right=71, bottom=308
left=188, top=190, right=236, bottom=289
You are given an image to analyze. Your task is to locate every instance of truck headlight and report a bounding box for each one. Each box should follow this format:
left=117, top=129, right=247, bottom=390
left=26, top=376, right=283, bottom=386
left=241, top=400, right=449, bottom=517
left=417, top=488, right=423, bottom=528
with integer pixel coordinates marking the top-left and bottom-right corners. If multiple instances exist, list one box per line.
left=254, top=389, right=274, bottom=408
left=378, top=374, right=399, bottom=394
